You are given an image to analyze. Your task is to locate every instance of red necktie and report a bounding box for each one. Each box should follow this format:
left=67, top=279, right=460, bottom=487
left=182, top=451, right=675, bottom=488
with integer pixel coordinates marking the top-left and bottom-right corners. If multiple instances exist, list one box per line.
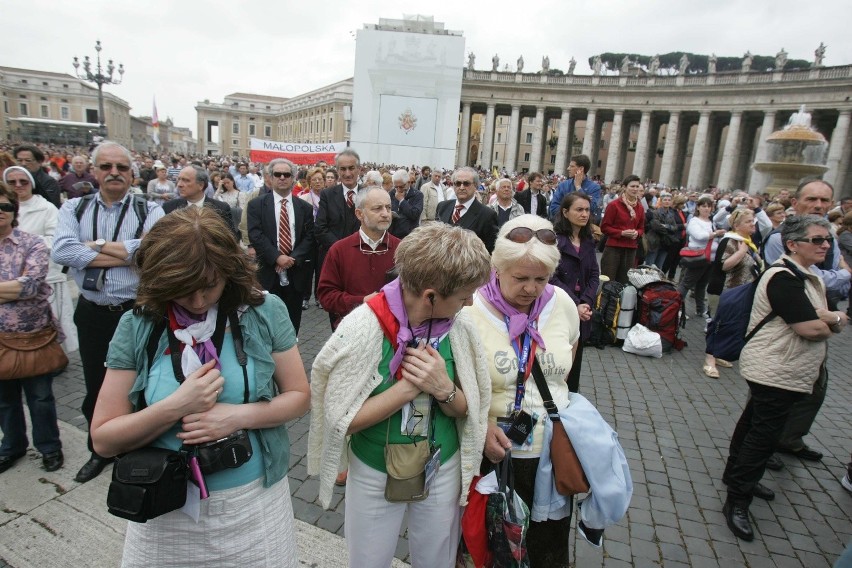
left=278, top=198, right=292, bottom=255
left=346, top=190, right=354, bottom=209
left=451, top=203, right=464, bottom=224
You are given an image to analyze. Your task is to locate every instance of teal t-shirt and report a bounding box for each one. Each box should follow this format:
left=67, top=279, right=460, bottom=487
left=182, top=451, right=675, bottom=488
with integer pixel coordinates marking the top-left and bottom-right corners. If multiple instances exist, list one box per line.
left=350, top=337, right=460, bottom=473
left=146, top=332, right=264, bottom=492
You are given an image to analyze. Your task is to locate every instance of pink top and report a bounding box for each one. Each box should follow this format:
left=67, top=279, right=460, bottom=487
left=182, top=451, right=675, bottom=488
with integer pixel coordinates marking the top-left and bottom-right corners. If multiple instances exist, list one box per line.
left=0, top=228, right=57, bottom=334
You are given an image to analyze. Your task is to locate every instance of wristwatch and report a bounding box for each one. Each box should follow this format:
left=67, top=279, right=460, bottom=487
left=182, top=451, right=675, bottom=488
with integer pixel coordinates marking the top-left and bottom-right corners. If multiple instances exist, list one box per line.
left=94, top=238, right=106, bottom=253
left=438, top=384, right=457, bottom=404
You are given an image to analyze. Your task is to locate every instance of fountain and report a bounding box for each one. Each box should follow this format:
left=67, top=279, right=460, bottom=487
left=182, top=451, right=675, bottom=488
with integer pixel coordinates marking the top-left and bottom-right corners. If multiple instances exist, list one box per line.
left=752, top=105, right=829, bottom=196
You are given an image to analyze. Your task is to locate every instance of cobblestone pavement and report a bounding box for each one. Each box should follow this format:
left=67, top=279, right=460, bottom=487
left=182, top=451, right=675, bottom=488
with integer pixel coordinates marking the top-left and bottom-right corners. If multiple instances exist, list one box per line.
left=38, top=297, right=852, bottom=566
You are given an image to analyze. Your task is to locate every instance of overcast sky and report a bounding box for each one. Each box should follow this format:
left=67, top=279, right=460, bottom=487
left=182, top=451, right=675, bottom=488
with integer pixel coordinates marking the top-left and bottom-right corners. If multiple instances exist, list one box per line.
left=3, top=0, right=849, bottom=136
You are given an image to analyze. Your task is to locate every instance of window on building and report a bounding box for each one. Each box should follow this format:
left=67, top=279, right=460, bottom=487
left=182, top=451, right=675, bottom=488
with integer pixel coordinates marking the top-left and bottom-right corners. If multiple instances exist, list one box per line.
left=249, top=124, right=256, bottom=136
left=86, top=109, right=98, bottom=123
left=550, top=155, right=556, bottom=164
left=495, top=151, right=499, bottom=160
left=525, top=133, right=533, bottom=143
left=3, top=101, right=8, bottom=114
left=42, top=82, right=48, bottom=87
left=322, top=119, right=326, bottom=132
left=61, top=107, right=69, bottom=119
left=523, top=152, right=531, bottom=161
left=264, top=125, right=271, bottom=137
left=232, top=122, right=239, bottom=134
left=250, top=104, right=255, bottom=109
left=497, top=133, right=502, bottom=142
left=60, top=98, right=68, bottom=103
left=40, top=104, right=49, bottom=118
left=20, top=80, right=27, bottom=84
left=232, top=139, right=239, bottom=146
left=40, top=96, right=47, bottom=101
left=329, top=118, right=333, bottom=131
left=62, top=84, right=68, bottom=89
left=19, top=103, right=28, bottom=116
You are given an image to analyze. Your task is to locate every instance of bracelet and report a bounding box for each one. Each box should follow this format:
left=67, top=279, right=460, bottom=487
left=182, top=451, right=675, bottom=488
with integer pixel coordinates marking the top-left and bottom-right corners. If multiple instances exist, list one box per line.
left=438, top=384, right=457, bottom=404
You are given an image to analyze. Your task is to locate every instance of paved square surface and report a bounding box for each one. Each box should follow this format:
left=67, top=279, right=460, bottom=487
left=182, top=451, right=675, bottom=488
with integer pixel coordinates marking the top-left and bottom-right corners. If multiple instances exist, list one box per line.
left=6, top=292, right=851, bottom=567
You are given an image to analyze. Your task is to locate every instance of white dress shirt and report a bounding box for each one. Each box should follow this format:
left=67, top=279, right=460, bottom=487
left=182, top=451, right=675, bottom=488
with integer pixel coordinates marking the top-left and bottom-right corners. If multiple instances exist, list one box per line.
left=273, top=191, right=296, bottom=252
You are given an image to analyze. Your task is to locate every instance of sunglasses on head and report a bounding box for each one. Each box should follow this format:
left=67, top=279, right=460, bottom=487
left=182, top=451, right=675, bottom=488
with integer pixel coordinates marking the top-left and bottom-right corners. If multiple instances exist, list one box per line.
left=97, top=163, right=132, bottom=172
left=505, top=227, right=557, bottom=245
left=272, top=171, right=293, bottom=178
left=0, top=203, right=15, bottom=212
left=796, top=236, right=834, bottom=246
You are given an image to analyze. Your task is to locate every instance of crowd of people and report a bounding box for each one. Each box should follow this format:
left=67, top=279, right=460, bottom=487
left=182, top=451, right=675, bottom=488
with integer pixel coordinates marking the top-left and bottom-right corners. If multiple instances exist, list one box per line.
left=0, top=138, right=850, bottom=565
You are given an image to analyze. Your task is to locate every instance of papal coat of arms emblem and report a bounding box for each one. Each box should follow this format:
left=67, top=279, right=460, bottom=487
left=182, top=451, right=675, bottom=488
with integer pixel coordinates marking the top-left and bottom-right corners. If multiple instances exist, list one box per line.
left=398, top=108, right=417, bottom=134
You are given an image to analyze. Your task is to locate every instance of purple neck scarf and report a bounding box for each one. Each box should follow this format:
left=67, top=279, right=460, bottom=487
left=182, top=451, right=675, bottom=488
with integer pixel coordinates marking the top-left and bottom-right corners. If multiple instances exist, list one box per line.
left=169, top=303, right=221, bottom=370
left=382, top=277, right=456, bottom=378
left=479, top=271, right=553, bottom=350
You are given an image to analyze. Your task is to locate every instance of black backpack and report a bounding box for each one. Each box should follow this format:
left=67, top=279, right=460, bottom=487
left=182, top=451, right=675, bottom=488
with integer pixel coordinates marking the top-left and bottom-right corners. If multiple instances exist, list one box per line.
left=586, top=281, right=624, bottom=349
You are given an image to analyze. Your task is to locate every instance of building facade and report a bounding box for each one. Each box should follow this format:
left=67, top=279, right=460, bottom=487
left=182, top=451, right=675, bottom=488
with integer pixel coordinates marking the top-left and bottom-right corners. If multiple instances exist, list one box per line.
left=0, top=66, right=131, bottom=147
left=195, top=81, right=352, bottom=158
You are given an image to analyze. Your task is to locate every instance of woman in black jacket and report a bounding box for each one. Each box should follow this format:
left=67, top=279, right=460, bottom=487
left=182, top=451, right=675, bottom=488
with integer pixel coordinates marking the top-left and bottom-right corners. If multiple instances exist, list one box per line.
left=550, top=192, right=600, bottom=392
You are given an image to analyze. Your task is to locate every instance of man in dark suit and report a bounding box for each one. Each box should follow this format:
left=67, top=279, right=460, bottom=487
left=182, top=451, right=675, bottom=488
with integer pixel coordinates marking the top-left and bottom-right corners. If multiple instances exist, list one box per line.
left=315, top=148, right=361, bottom=260
left=163, top=166, right=239, bottom=238
left=436, top=167, right=498, bottom=253
left=516, top=171, right=549, bottom=219
left=389, top=168, right=423, bottom=239
left=247, top=158, right=315, bottom=334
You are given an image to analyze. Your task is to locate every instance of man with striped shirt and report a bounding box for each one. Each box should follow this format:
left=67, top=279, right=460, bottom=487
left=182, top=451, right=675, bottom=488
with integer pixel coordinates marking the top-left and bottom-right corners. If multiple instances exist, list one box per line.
left=53, top=142, right=164, bottom=483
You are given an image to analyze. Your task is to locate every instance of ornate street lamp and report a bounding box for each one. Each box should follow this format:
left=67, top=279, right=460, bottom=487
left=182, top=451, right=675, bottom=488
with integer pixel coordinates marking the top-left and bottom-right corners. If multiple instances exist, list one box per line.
left=72, top=40, right=124, bottom=138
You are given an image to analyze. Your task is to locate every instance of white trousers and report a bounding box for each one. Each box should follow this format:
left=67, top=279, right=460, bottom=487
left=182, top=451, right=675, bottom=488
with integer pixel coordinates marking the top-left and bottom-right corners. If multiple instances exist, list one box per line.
left=345, top=450, right=461, bottom=568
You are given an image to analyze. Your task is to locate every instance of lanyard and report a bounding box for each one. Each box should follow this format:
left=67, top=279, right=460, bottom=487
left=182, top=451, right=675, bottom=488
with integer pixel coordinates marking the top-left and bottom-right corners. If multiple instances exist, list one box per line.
left=504, top=316, right=537, bottom=414
left=91, top=198, right=131, bottom=242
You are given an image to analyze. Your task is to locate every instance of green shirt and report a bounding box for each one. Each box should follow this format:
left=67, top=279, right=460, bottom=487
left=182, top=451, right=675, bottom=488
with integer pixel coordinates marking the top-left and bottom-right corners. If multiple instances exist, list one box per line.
left=350, top=338, right=460, bottom=472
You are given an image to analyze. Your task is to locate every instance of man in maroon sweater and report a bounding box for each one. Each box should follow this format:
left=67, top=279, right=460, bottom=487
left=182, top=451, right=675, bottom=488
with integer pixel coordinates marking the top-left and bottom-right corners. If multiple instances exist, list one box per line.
left=317, top=187, right=400, bottom=331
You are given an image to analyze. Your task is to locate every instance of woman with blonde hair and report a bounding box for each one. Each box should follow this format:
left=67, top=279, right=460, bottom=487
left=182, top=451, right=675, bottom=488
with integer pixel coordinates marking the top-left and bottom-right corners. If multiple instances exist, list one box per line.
left=309, top=223, right=493, bottom=568
left=91, top=207, right=310, bottom=567
left=467, top=214, right=581, bottom=567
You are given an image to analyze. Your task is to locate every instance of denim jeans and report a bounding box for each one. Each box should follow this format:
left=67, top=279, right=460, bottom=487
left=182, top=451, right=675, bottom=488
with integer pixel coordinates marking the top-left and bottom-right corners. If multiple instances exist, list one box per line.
left=0, top=373, right=62, bottom=456
left=644, top=248, right=668, bottom=270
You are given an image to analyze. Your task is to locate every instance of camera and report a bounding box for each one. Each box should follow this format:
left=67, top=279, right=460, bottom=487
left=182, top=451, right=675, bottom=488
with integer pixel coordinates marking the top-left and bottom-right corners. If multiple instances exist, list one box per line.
left=195, top=429, right=253, bottom=475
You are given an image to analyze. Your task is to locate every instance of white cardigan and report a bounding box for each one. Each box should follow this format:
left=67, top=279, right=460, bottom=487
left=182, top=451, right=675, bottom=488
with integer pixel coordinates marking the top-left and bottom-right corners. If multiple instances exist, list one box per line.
left=308, top=304, right=491, bottom=509
left=17, top=194, right=64, bottom=284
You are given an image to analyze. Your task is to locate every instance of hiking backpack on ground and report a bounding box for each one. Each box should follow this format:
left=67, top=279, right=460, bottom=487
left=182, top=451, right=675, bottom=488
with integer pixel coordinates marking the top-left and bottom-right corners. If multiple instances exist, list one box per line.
left=587, top=281, right=624, bottom=348
left=635, top=281, right=686, bottom=352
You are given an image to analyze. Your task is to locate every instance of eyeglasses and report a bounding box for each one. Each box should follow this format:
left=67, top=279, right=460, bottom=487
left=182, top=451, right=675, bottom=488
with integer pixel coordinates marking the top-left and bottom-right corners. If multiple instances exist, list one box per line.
left=795, top=236, right=834, bottom=246
left=453, top=180, right=474, bottom=188
left=359, top=241, right=390, bottom=255
left=272, top=171, right=293, bottom=178
left=505, top=227, right=557, bottom=245
left=97, top=163, right=132, bottom=172
left=0, top=203, right=15, bottom=212
left=6, top=179, right=30, bottom=187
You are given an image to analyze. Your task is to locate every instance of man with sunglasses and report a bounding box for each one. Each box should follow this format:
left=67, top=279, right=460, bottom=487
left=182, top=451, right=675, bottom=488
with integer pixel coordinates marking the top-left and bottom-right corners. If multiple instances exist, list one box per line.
left=436, top=167, right=498, bottom=253
left=53, top=142, right=164, bottom=483
left=247, top=158, right=315, bottom=334
left=13, top=144, right=61, bottom=208
left=760, top=177, right=850, bottom=469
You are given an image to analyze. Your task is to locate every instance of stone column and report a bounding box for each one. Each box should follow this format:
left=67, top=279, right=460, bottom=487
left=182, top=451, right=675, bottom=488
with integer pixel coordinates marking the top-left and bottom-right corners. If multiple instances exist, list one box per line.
left=717, top=112, right=743, bottom=190
left=825, top=110, right=851, bottom=188
left=505, top=105, right=521, bottom=173
left=645, top=118, right=662, bottom=181
left=591, top=117, right=605, bottom=176
left=686, top=111, right=712, bottom=189
left=659, top=112, right=681, bottom=187
left=581, top=108, right=598, bottom=159
left=481, top=103, right=496, bottom=169
left=633, top=111, right=652, bottom=179
left=604, top=111, right=625, bottom=182
left=747, top=111, right=777, bottom=194
left=529, top=107, right=546, bottom=173
left=554, top=108, right=571, bottom=174
left=458, top=102, right=472, bottom=166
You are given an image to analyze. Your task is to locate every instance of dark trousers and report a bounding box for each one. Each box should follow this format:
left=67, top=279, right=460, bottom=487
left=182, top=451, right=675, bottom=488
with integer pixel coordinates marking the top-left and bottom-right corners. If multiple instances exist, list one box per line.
left=567, top=341, right=584, bottom=393
left=0, top=374, right=61, bottom=456
left=74, top=298, right=128, bottom=453
left=677, top=263, right=712, bottom=315
left=724, top=381, right=805, bottom=503
left=777, top=364, right=827, bottom=451
left=269, top=279, right=303, bottom=335
left=600, top=246, right=636, bottom=285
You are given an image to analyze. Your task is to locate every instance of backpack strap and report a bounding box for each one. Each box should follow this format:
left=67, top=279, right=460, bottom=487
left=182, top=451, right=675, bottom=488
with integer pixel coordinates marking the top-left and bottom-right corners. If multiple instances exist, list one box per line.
left=130, top=195, right=149, bottom=239
left=744, top=259, right=807, bottom=344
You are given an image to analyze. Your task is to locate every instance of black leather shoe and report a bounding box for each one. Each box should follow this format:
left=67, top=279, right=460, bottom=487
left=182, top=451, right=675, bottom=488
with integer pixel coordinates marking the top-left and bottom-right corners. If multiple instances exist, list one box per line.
left=778, top=446, right=823, bottom=461
left=42, top=450, right=64, bottom=472
left=765, top=454, right=785, bottom=471
left=74, top=454, right=113, bottom=483
left=723, top=499, right=754, bottom=541
left=751, top=482, right=775, bottom=501
left=0, top=452, right=26, bottom=474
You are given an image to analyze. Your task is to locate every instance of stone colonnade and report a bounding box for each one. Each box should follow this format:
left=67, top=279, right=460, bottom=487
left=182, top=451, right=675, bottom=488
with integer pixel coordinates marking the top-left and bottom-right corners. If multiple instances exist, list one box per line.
left=458, top=67, right=852, bottom=197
